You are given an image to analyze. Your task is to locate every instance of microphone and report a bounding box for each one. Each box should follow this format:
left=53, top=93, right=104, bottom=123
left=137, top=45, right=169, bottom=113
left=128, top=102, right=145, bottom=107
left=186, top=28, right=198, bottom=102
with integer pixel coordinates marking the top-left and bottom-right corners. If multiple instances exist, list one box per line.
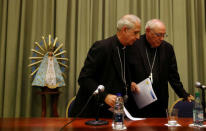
left=60, top=85, right=106, bottom=130
left=195, top=81, right=202, bottom=88
left=93, top=85, right=105, bottom=95
left=86, top=84, right=108, bottom=126
left=195, top=81, right=206, bottom=119
left=60, top=85, right=105, bottom=131
left=195, top=82, right=206, bottom=89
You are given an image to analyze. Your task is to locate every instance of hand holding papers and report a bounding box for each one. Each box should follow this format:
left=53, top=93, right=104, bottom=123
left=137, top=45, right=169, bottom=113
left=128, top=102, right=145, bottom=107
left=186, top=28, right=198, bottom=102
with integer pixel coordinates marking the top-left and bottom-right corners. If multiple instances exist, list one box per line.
left=132, top=78, right=157, bottom=109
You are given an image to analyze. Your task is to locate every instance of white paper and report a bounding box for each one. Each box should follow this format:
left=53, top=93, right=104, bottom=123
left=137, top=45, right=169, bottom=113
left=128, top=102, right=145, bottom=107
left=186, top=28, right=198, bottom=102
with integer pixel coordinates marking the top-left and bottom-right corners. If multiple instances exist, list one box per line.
left=164, top=124, right=181, bottom=127
left=189, top=124, right=206, bottom=128
left=132, top=78, right=157, bottom=109
left=108, top=107, right=145, bottom=121
left=123, top=106, right=145, bottom=121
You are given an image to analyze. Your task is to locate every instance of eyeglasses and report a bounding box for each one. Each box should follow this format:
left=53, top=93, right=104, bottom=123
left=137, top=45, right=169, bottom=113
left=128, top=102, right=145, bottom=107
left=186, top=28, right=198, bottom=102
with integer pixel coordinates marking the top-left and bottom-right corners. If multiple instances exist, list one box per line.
left=151, top=30, right=168, bottom=38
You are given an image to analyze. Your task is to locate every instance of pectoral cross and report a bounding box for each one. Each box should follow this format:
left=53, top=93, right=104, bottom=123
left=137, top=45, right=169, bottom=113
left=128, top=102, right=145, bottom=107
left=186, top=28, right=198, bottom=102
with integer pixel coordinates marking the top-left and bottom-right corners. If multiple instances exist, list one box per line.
left=149, top=72, right=153, bottom=84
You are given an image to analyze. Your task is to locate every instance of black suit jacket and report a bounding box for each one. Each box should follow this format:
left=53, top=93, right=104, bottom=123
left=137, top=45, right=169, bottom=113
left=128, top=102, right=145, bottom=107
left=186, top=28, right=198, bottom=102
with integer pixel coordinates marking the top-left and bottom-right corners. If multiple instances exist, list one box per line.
left=70, top=35, right=130, bottom=118
left=126, top=35, right=189, bottom=117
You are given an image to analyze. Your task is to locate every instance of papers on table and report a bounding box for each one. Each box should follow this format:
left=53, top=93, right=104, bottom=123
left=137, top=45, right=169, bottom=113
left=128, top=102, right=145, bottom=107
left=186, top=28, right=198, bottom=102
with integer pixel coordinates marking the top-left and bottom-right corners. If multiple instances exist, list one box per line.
left=132, top=78, right=157, bottom=109
left=165, top=123, right=181, bottom=127
left=108, top=107, right=145, bottom=121
left=189, top=124, right=206, bottom=128
left=123, top=106, right=145, bottom=121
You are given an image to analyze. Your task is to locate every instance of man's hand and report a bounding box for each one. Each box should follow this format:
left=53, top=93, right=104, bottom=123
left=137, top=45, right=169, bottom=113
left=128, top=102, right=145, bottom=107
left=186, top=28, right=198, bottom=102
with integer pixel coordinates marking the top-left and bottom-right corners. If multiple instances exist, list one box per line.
left=187, top=95, right=194, bottom=102
left=131, top=82, right=140, bottom=94
left=104, top=94, right=117, bottom=107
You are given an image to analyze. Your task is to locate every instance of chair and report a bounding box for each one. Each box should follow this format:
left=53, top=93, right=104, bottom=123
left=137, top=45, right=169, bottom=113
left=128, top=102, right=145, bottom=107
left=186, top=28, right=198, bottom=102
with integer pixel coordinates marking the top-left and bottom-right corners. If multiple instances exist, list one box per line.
left=66, top=96, right=76, bottom=118
left=170, top=98, right=194, bottom=118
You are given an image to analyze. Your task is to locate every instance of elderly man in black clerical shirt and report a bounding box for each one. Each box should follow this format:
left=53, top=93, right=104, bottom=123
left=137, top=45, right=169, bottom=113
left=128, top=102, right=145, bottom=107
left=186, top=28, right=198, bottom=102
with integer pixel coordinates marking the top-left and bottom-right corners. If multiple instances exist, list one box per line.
left=127, top=19, right=194, bottom=118
left=70, top=14, right=141, bottom=118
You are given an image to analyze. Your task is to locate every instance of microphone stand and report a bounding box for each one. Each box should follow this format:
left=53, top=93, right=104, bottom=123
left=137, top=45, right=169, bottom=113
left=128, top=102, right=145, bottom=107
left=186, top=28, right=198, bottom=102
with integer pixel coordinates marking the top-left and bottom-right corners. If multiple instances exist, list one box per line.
left=201, top=88, right=206, bottom=120
left=85, top=93, right=108, bottom=126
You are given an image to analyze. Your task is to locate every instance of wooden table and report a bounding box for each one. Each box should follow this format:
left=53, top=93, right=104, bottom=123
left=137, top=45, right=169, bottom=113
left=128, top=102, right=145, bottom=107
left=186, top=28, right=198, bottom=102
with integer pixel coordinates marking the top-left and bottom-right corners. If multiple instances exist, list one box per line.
left=0, top=117, right=204, bottom=131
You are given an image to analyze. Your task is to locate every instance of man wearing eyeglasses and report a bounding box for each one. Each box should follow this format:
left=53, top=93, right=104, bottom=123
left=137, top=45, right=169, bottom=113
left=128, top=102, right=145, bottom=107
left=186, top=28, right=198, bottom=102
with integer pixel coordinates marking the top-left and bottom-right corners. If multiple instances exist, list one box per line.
left=127, top=19, right=194, bottom=117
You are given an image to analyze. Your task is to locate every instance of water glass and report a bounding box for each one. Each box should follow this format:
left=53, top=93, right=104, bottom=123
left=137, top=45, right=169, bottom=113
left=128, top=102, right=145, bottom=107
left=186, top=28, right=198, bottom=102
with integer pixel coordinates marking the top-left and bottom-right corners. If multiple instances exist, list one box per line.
left=167, top=108, right=178, bottom=126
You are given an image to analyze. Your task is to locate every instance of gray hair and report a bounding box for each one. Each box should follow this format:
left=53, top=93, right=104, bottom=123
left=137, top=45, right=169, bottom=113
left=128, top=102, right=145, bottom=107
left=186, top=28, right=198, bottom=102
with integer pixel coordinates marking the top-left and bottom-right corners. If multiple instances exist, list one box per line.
left=117, top=14, right=141, bottom=32
left=145, top=19, right=164, bottom=30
